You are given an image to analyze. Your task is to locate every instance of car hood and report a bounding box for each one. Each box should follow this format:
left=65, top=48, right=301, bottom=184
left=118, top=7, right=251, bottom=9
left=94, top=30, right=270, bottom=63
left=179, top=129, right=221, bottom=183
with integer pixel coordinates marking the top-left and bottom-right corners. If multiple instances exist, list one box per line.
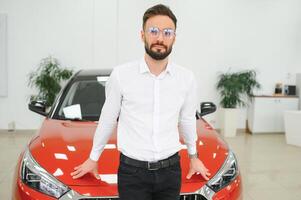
left=29, top=118, right=229, bottom=195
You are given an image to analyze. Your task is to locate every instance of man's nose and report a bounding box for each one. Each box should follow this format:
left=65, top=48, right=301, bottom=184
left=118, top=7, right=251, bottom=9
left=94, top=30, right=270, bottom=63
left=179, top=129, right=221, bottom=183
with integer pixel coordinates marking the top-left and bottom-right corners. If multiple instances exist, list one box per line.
left=156, top=31, right=164, bottom=42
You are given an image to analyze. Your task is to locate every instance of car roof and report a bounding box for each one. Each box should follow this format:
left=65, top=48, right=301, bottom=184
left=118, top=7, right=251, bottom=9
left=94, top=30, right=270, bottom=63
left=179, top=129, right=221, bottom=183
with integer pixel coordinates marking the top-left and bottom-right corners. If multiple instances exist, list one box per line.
left=76, top=69, right=112, bottom=78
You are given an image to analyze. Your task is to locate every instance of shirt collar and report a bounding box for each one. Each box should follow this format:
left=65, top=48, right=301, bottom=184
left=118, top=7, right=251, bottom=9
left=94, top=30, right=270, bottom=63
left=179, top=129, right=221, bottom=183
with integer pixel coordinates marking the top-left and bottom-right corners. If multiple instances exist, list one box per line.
left=139, top=58, right=173, bottom=76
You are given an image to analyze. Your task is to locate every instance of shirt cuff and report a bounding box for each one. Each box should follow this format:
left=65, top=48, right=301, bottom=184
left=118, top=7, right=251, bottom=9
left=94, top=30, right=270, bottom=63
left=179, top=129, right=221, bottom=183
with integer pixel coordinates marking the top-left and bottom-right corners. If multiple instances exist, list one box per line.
left=89, top=149, right=102, bottom=162
left=187, top=143, right=197, bottom=155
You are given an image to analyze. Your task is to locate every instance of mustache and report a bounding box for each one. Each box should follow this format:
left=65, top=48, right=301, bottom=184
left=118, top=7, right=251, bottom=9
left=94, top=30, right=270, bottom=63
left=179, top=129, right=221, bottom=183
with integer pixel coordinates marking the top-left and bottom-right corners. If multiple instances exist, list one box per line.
left=150, top=43, right=167, bottom=50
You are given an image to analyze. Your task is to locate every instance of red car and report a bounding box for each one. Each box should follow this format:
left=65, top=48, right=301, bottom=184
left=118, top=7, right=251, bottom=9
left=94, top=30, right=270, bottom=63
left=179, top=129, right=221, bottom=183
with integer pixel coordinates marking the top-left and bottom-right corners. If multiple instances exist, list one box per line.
left=12, top=69, right=242, bottom=200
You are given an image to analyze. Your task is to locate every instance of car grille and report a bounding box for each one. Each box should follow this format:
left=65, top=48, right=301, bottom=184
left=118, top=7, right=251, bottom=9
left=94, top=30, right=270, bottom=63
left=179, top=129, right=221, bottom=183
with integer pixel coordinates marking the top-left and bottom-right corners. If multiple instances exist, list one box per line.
left=180, top=194, right=207, bottom=200
left=79, top=199, right=117, bottom=200
left=79, top=194, right=207, bottom=200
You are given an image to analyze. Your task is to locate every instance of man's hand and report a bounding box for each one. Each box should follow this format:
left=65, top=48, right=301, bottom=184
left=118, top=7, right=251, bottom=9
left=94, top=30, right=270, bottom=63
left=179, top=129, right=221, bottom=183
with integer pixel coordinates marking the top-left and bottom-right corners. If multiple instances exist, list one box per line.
left=70, top=158, right=100, bottom=179
left=186, top=158, right=211, bottom=181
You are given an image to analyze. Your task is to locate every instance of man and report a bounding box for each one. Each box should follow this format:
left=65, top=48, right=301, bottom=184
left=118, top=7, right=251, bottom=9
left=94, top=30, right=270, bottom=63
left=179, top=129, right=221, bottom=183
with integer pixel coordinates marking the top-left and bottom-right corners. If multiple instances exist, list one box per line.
left=71, top=4, right=210, bottom=200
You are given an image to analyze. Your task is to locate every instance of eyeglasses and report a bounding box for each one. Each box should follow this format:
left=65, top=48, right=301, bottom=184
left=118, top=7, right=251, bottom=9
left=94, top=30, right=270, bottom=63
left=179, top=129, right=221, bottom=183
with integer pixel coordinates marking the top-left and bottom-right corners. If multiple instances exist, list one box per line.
left=146, top=27, right=176, bottom=39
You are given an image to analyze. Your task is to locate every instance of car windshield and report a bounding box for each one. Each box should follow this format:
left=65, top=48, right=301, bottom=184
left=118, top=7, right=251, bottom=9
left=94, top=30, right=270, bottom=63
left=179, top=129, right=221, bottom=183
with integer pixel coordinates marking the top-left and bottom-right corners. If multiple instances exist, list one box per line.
left=55, top=78, right=107, bottom=121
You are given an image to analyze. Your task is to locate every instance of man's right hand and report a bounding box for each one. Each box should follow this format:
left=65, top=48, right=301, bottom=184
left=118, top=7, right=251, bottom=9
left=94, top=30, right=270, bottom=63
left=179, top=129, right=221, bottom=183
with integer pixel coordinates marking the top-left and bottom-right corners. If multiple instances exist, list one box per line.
left=71, top=158, right=100, bottom=179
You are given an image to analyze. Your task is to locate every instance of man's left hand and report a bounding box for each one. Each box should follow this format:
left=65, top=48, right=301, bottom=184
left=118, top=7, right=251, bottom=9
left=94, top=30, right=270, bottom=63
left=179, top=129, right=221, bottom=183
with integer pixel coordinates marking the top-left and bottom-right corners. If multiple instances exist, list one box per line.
left=186, top=158, right=211, bottom=180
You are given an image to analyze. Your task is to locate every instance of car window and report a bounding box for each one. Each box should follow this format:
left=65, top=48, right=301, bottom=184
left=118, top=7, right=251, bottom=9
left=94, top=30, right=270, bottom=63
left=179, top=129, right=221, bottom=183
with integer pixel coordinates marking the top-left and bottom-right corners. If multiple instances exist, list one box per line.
left=57, top=79, right=106, bottom=121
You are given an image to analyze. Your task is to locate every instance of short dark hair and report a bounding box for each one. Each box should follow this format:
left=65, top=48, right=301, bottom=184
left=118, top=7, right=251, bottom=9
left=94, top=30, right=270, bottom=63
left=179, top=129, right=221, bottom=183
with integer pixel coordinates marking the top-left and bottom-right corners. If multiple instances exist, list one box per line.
left=143, top=4, right=177, bottom=30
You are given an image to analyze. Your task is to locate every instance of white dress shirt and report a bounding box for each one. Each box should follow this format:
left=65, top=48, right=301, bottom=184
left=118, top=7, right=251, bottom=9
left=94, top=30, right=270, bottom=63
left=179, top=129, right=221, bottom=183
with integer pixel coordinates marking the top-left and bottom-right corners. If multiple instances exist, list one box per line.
left=90, top=58, right=198, bottom=162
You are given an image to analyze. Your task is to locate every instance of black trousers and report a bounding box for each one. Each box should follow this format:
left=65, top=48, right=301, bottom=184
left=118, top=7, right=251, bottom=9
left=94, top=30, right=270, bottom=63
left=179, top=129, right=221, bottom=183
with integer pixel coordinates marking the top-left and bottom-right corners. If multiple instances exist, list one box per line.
left=117, top=155, right=182, bottom=200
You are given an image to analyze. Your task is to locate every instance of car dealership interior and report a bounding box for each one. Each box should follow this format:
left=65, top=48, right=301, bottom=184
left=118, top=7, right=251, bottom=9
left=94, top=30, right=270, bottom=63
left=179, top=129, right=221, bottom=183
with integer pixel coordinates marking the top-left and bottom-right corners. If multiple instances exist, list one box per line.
left=1, top=1, right=301, bottom=200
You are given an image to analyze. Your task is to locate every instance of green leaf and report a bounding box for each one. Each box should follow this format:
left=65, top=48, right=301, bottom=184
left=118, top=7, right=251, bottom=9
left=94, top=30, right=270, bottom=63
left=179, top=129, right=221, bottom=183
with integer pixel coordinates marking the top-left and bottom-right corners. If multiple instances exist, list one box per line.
left=216, top=70, right=261, bottom=108
left=28, top=56, right=74, bottom=106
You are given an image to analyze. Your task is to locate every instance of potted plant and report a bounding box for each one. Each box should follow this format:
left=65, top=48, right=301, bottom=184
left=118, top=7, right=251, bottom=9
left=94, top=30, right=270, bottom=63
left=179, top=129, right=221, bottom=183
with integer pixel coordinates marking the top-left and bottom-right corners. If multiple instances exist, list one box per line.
left=28, top=56, right=73, bottom=114
left=216, top=70, right=261, bottom=137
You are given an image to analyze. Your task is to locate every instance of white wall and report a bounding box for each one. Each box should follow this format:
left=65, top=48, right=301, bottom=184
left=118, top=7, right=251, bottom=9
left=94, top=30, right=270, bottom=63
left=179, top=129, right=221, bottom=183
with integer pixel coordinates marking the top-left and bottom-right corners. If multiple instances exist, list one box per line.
left=0, top=14, right=7, bottom=97
left=0, top=0, right=301, bottom=129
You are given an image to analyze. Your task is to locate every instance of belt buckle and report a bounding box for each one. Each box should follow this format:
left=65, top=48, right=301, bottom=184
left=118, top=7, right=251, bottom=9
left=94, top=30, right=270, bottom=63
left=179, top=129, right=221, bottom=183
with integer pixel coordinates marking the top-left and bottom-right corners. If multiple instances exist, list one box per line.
left=147, top=162, right=160, bottom=170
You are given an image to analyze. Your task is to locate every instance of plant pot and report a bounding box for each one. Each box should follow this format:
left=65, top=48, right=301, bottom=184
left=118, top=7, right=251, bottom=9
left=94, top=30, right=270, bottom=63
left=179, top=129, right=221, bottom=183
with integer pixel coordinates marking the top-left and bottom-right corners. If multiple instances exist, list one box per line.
left=220, top=108, right=238, bottom=137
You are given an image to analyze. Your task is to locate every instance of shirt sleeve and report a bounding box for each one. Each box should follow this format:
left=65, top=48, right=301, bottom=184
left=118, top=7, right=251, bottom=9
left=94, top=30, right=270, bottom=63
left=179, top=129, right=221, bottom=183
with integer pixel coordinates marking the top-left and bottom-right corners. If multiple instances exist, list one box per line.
left=178, top=71, right=198, bottom=155
left=89, top=68, right=122, bottom=161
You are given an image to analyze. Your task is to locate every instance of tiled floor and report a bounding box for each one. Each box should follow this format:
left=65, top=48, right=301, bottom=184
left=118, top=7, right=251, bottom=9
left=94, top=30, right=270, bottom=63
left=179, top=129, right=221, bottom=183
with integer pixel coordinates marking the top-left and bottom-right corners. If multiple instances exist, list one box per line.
left=1, top=130, right=301, bottom=199
left=0, top=130, right=36, bottom=199
left=225, top=133, right=301, bottom=200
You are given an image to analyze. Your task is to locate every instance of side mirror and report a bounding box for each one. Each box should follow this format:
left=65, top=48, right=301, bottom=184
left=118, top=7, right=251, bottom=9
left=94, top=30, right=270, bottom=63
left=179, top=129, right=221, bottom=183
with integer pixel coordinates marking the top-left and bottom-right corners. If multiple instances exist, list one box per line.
left=199, top=102, right=216, bottom=117
left=28, top=100, right=48, bottom=116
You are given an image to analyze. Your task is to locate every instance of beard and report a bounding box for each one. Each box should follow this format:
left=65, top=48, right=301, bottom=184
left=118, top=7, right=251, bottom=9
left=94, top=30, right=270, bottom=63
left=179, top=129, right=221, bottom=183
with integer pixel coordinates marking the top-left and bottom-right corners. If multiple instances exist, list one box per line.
left=144, top=41, right=173, bottom=60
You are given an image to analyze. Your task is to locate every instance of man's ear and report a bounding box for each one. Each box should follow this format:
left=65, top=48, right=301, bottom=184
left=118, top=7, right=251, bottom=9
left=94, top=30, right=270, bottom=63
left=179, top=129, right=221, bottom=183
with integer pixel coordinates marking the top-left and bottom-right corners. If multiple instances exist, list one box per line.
left=173, top=34, right=176, bottom=45
left=140, top=30, right=145, bottom=42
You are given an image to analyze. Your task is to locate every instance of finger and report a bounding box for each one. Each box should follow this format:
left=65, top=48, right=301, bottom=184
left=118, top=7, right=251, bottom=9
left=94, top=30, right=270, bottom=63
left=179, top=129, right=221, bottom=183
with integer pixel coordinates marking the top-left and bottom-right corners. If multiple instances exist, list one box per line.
left=70, top=166, right=83, bottom=175
left=92, top=169, right=101, bottom=180
left=94, top=173, right=101, bottom=180
left=200, top=171, right=209, bottom=181
left=73, top=170, right=86, bottom=179
left=74, top=165, right=81, bottom=170
left=70, top=169, right=81, bottom=176
left=186, top=170, right=195, bottom=179
left=203, top=168, right=209, bottom=173
left=71, top=169, right=83, bottom=177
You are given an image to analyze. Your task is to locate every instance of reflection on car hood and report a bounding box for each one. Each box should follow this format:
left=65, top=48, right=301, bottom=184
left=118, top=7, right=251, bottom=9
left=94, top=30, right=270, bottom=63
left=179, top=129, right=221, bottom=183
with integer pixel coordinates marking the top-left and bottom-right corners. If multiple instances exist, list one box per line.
left=28, top=118, right=229, bottom=195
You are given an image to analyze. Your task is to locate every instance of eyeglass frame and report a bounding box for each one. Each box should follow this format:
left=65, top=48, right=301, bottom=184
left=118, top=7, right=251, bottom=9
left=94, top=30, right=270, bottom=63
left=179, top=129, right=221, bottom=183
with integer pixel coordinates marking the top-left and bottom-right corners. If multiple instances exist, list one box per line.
left=145, top=27, right=176, bottom=39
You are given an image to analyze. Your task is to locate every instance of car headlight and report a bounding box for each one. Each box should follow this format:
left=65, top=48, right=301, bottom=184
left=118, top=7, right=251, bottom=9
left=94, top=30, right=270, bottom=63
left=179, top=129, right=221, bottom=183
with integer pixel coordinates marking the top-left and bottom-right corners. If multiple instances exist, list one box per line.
left=20, top=148, right=70, bottom=198
left=206, top=150, right=239, bottom=192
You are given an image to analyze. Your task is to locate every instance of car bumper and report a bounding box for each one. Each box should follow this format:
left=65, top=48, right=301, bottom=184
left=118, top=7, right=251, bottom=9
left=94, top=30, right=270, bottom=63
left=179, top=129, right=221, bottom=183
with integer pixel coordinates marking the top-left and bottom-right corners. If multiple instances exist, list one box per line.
left=12, top=174, right=242, bottom=200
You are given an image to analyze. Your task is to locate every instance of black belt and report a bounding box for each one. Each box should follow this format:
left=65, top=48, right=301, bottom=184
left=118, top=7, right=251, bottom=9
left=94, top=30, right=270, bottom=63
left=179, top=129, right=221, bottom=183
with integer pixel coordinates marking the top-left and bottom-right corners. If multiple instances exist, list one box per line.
left=120, top=153, right=180, bottom=171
